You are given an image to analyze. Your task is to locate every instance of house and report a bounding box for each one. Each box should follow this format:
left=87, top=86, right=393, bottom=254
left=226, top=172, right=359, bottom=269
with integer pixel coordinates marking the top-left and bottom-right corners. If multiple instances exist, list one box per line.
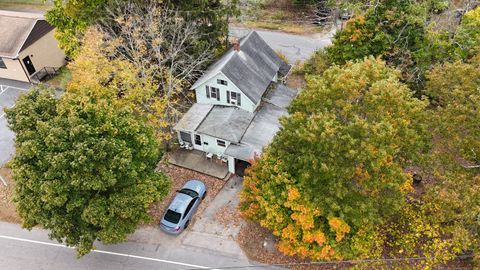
left=0, top=10, right=66, bottom=83
left=174, top=31, right=297, bottom=174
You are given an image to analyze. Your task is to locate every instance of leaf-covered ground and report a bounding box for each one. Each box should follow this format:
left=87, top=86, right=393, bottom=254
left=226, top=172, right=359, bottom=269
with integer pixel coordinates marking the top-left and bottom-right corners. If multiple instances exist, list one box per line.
left=147, top=162, right=227, bottom=226
left=0, top=167, right=21, bottom=223
left=237, top=220, right=473, bottom=269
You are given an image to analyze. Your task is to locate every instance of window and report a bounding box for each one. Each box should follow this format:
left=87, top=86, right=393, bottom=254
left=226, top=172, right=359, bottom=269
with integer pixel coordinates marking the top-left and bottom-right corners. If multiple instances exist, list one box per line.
left=164, top=209, right=181, bottom=224
left=0, top=58, right=6, bottom=69
left=178, top=188, right=199, bottom=198
left=180, top=131, right=192, bottom=143
left=194, top=134, right=201, bottom=145
left=206, top=85, right=220, bottom=101
left=217, top=140, right=226, bottom=147
left=217, top=79, right=227, bottom=86
left=227, top=91, right=241, bottom=106
left=184, top=198, right=198, bottom=218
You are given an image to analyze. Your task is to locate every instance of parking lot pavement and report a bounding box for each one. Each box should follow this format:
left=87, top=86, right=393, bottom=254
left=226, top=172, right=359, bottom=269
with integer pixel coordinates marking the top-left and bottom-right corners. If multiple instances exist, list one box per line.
left=0, top=79, right=30, bottom=167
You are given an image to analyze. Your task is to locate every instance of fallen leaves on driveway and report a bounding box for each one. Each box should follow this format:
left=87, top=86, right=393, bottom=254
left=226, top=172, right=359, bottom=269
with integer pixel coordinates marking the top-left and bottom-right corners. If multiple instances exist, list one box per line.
left=214, top=204, right=242, bottom=227
left=146, top=162, right=227, bottom=226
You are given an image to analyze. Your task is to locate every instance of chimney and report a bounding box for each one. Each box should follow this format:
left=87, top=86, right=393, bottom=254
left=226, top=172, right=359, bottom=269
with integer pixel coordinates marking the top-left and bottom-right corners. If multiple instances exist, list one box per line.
left=233, top=40, right=240, bottom=52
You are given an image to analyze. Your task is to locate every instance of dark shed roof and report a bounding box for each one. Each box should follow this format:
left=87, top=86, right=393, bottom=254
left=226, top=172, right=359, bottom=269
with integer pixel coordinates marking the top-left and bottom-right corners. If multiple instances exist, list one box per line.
left=21, top=20, right=54, bottom=51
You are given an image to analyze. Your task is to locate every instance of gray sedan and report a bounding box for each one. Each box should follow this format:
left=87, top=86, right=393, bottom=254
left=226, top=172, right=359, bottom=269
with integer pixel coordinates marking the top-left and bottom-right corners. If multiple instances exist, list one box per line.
left=160, top=179, right=207, bottom=234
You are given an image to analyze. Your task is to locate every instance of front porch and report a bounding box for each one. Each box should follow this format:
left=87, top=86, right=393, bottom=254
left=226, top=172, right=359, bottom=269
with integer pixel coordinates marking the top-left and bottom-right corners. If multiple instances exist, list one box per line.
left=168, top=148, right=230, bottom=179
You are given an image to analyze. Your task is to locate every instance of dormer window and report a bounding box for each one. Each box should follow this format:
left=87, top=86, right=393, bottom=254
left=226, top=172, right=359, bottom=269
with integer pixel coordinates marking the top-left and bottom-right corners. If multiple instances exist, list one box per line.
left=206, top=85, right=220, bottom=101
left=227, top=91, right=241, bottom=106
left=217, top=79, right=227, bottom=86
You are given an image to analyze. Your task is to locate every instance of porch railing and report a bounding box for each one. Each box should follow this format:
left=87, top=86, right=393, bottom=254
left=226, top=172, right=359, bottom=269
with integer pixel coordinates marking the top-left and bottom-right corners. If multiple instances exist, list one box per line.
left=30, top=67, right=58, bottom=84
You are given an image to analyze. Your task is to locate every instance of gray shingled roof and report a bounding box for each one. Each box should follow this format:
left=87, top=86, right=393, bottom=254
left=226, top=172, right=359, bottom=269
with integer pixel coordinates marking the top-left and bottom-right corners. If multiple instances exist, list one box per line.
left=224, top=84, right=298, bottom=161
left=196, top=106, right=255, bottom=143
left=263, top=84, right=297, bottom=109
left=174, top=104, right=213, bottom=131
left=191, top=31, right=285, bottom=104
left=0, top=10, right=49, bottom=59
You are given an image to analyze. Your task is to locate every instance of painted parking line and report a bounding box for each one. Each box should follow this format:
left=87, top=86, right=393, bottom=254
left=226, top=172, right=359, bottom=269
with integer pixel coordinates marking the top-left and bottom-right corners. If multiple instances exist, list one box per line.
left=0, top=104, right=15, bottom=119
left=0, top=85, right=29, bottom=118
left=0, top=85, right=8, bottom=94
left=0, top=235, right=217, bottom=269
left=0, top=85, right=29, bottom=94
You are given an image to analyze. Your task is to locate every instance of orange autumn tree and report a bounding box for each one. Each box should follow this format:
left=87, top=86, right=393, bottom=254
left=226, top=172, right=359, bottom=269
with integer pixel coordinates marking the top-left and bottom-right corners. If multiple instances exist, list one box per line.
left=240, top=57, right=429, bottom=260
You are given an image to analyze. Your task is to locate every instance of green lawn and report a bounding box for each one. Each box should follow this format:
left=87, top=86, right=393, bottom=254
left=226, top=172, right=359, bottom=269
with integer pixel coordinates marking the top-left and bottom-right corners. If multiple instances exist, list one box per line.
left=44, top=66, right=72, bottom=90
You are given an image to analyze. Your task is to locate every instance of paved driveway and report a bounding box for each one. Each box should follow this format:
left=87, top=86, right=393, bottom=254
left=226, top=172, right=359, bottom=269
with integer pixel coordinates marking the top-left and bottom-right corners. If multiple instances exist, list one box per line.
left=0, top=79, right=30, bottom=167
left=229, top=26, right=335, bottom=63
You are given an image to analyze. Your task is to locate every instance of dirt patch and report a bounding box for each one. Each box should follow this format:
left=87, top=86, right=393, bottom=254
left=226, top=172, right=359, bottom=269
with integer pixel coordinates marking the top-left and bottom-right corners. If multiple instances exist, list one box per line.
left=237, top=221, right=473, bottom=269
left=0, top=167, right=21, bottom=224
left=146, top=162, right=227, bottom=226
left=287, top=74, right=306, bottom=91
left=236, top=0, right=324, bottom=35
left=236, top=220, right=341, bottom=269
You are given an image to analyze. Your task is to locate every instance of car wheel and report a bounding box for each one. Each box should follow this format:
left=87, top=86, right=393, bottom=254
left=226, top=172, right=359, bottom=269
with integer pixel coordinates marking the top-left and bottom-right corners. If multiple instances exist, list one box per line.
left=202, top=191, right=206, bottom=200
left=184, top=220, right=190, bottom=229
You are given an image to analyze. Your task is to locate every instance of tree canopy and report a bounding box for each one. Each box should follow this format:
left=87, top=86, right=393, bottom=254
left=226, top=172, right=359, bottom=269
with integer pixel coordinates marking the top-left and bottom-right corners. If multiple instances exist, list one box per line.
left=243, top=5, right=480, bottom=266
left=5, top=84, right=170, bottom=256
left=423, top=54, right=480, bottom=263
left=241, top=57, right=430, bottom=260
left=46, top=0, right=238, bottom=58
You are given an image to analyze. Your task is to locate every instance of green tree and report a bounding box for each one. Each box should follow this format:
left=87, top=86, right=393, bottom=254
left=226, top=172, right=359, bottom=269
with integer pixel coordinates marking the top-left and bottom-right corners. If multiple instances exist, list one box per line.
left=45, top=0, right=110, bottom=58
left=325, top=0, right=451, bottom=88
left=452, top=7, right=480, bottom=60
left=46, top=0, right=238, bottom=58
left=66, top=27, right=176, bottom=142
left=5, top=86, right=170, bottom=256
left=241, top=57, right=429, bottom=260
left=422, top=54, right=480, bottom=265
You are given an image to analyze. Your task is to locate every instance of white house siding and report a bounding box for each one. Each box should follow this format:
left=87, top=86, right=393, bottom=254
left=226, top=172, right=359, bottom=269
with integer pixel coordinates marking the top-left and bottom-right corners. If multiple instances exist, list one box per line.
left=194, top=72, right=258, bottom=113
left=199, top=133, right=231, bottom=156
left=0, top=58, right=29, bottom=82
left=18, top=31, right=66, bottom=75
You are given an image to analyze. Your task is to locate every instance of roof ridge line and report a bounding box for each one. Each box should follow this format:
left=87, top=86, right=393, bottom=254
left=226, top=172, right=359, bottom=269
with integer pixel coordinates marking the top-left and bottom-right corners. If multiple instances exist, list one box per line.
left=12, top=18, right=39, bottom=58
left=192, top=104, right=214, bottom=132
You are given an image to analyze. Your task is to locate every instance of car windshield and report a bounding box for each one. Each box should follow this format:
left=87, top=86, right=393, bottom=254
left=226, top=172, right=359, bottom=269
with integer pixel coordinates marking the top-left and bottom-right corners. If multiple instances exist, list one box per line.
left=164, top=209, right=181, bottom=224
left=178, top=188, right=198, bottom=198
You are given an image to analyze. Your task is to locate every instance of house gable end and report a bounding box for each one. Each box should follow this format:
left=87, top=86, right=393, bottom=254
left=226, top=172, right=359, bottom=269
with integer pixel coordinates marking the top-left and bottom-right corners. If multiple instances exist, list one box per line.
left=194, top=71, right=257, bottom=112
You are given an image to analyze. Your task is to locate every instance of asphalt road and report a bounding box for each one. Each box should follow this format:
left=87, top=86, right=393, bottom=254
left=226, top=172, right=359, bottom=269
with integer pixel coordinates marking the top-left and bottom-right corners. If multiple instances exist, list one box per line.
left=0, top=79, right=30, bottom=167
left=229, top=26, right=335, bottom=63
left=0, top=222, right=251, bottom=270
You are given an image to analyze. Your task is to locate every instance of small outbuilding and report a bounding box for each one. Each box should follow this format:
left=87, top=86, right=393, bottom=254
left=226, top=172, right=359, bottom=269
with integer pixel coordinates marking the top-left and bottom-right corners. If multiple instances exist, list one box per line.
left=0, top=10, right=66, bottom=83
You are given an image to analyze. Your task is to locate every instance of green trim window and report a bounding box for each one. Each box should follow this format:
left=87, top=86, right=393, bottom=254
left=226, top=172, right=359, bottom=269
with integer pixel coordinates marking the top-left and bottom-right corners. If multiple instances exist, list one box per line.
left=216, top=139, right=226, bottom=147
left=0, top=58, right=6, bottom=69
left=227, top=91, right=241, bottom=106
left=206, top=85, right=220, bottom=101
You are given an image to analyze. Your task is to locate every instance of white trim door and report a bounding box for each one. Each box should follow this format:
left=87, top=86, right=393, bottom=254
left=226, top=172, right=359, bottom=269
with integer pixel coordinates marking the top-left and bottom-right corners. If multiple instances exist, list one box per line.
left=193, top=133, right=203, bottom=151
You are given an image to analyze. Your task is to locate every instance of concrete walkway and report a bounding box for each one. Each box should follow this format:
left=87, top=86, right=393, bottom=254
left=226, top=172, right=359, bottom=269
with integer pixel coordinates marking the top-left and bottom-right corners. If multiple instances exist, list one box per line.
left=182, top=175, right=246, bottom=258
left=168, top=149, right=230, bottom=179
left=129, top=176, right=248, bottom=263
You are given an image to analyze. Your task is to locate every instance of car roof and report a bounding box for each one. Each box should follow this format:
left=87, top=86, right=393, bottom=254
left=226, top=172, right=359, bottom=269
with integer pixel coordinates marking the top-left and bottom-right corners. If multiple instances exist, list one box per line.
left=168, top=193, right=193, bottom=214
left=183, top=179, right=205, bottom=194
